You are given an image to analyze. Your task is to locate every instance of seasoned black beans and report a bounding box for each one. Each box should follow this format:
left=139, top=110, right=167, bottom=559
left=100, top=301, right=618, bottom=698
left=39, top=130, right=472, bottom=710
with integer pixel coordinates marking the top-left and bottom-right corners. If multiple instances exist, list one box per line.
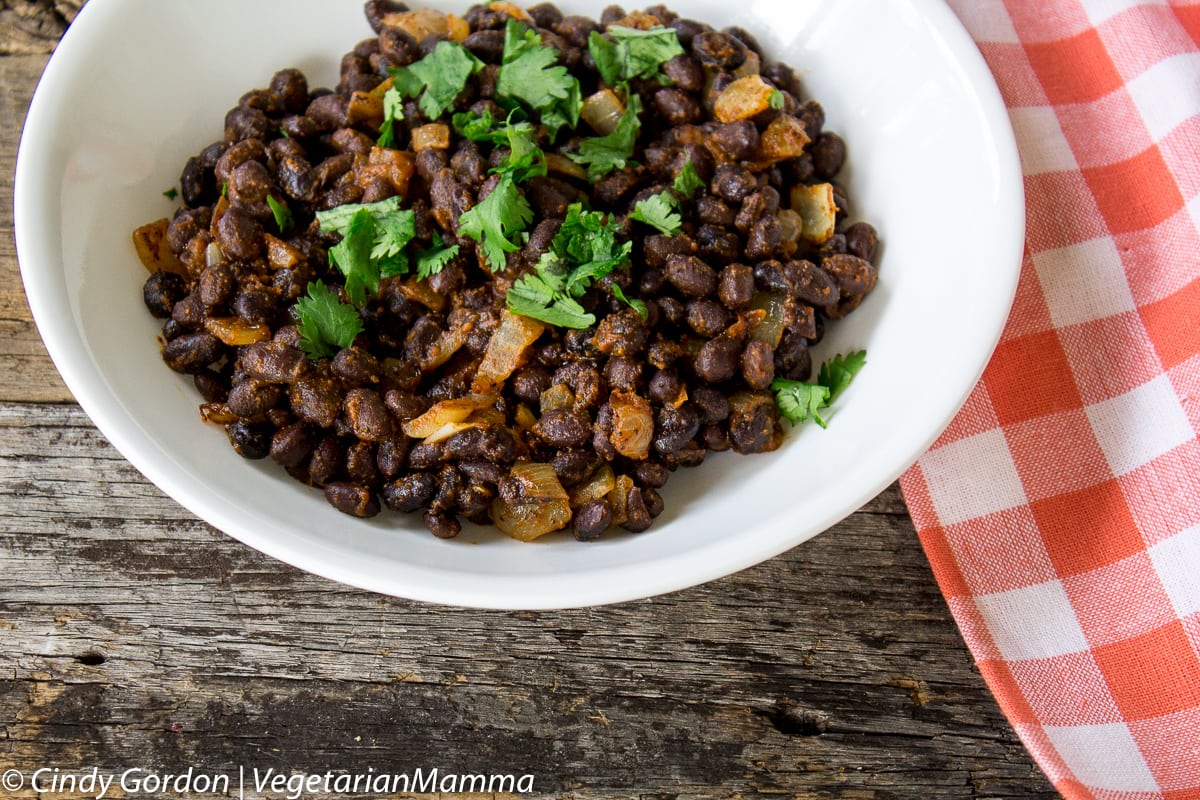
left=137, top=1, right=879, bottom=542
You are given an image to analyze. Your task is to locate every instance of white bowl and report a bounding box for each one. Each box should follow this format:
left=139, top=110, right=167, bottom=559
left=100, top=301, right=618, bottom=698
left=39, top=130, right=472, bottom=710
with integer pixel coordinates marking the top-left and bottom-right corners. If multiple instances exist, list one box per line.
left=16, top=0, right=1022, bottom=608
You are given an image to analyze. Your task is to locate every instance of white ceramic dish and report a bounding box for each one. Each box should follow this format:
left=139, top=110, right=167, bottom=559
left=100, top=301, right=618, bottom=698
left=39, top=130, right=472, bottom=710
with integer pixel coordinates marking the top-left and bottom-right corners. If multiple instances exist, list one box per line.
left=16, top=0, right=1022, bottom=609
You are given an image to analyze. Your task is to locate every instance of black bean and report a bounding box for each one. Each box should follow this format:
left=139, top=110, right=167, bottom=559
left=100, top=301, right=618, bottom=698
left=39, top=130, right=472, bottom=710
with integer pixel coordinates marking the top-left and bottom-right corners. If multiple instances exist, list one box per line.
left=691, top=31, right=747, bottom=69
left=193, top=369, right=229, bottom=404
left=702, top=423, right=729, bottom=452
left=463, top=28, right=505, bottom=62
left=844, top=221, right=879, bottom=263
left=332, top=347, right=380, bottom=387
left=241, top=341, right=306, bottom=384
left=166, top=208, right=210, bottom=254
left=696, top=196, right=735, bottom=227
left=269, top=68, right=309, bottom=113
left=534, top=408, right=592, bottom=448
left=647, top=368, right=681, bottom=405
left=643, top=233, right=697, bottom=269
left=745, top=216, right=782, bottom=260
left=653, top=404, right=701, bottom=456
left=170, top=292, right=205, bottom=332
left=430, top=465, right=463, bottom=514
left=693, top=335, right=741, bottom=384
left=593, top=308, right=649, bottom=356
left=344, top=388, right=393, bottom=442
left=661, top=55, right=703, bottom=92
left=668, top=17, right=710, bottom=47
left=811, top=132, right=846, bottom=179
left=664, top=254, right=717, bottom=297
left=711, top=163, right=756, bottom=202
left=227, top=379, right=281, bottom=421
left=383, top=472, right=436, bottom=512
left=306, top=94, right=349, bottom=131
left=526, top=176, right=581, bottom=218
left=741, top=340, right=774, bottom=390
left=430, top=168, right=472, bottom=235
left=573, top=500, right=612, bottom=541
left=423, top=511, right=461, bottom=538
left=711, top=121, right=758, bottom=161
left=331, top=127, right=375, bottom=155
left=635, top=460, right=671, bottom=489
left=445, top=426, right=516, bottom=462
left=224, top=106, right=271, bottom=143
left=325, top=482, right=381, bottom=517
left=592, top=167, right=642, bottom=208
left=214, top=139, right=265, bottom=186
left=142, top=271, right=186, bottom=318
left=226, top=421, right=271, bottom=459
left=308, top=435, right=343, bottom=486
left=179, top=156, right=210, bottom=207
left=345, top=440, right=379, bottom=486
left=365, top=0, right=408, bottom=33
left=622, top=486, right=654, bottom=532
left=215, top=206, right=264, bottom=260
left=729, top=391, right=783, bottom=454
left=270, top=423, right=313, bottom=468
left=232, top=286, right=278, bottom=326
left=717, top=263, right=754, bottom=309
left=290, top=376, right=342, bottom=427
left=162, top=333, right=222, bottom=374
left=821, top=253, right=877, bottom=296
left=786, top=259, right=839, bottom=306
left=691, top=385, right=730, bottom=423
left=774, top=329, right=812, bottom=381
left=696, top=225, right=740, bottom=264
left=687, top=298, right=730, bottom=337
left=653, top=88, right=701, bottom=126
left=197, top=263, right=234, bottom=309
left=604, top=356, right=642, bottom=391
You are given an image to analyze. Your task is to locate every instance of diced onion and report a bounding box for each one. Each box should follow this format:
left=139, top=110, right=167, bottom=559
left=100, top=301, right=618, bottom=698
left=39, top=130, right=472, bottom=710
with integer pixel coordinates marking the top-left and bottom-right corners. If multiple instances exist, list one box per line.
left=748, top=292, right=789, bottom=348
left=582, top=89, right=625, bottom=135
left=204, top=317, right=271, bottom=346
left=790, top=183, right=838, bottom=245
left=540, top=383, right=575, bottom=413
left=402, top=397, right=479, bottom=439
left=472, top=311, right=546, bottom=395
left=132, top=219, right=187, bottom=276
left=491, top=461, right=571, bottom=542
left=570, top=463, right=616, bottom=508
left=758, top=115, right=810, bottom=163
left=411, top=123, right=451, bottom=152
left=608, top=390, right=653, bottom=460
left=713, top=75, right=776, bottom=123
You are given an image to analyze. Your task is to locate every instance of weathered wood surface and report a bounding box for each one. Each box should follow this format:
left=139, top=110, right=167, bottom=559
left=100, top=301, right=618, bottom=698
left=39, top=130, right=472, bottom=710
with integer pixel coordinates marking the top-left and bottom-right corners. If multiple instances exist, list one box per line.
left=0, top=9, right=1058, bottom=798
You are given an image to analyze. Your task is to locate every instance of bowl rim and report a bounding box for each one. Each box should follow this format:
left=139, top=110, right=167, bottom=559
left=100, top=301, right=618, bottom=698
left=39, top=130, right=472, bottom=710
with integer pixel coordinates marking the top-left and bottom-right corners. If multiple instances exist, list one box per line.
left=14, top=0, right=1024, bottom=609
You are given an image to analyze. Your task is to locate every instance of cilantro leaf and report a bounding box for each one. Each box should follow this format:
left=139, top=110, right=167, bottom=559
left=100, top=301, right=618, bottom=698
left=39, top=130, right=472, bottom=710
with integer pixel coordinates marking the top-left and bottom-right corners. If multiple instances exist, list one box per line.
left=772, top=379, right=831, bottom=428
left=266, top=194, right=292, bottom=232
left=630, top=192, right=682, bottom=235
left=772, top=350, right=867, bottom=429
left=316, top=197, right=417, bottom=281
left=504, top=203, right=634, bottom=328
left=610, top=283, right=648, bottom=320
left=588, top=26, right=684, bottom=87
left=497, top=120, right=547, bottom=182
left=818, top=350, right=867, bottom=405
left=453, top=108, right=503, bottom=142
left=507, top=271, right=596, bottom=329
left=768, top=89, right=785, bottom=110
left=673, top=158, right=704, bottom=199
left=569, top=93, right=641, bottom=181
left=163, top=187, right=178, bottom=201
left=458, top=173, right=533, bottom=272
left=377, top=84, right=404, bottom=147
left=496, top=20, right=582, bottom=136
left=327, top=208, right=379, bottom=307
left=415, top=232, right=460, bottom=280
left=390, top=41, right=483, bottom=120
left=294, top=280, right=365, bottom=360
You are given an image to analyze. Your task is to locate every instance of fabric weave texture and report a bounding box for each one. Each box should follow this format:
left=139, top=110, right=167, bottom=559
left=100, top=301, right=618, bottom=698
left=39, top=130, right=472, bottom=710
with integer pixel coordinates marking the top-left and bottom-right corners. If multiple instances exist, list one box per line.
left=899, top=1, right=1200, bottom=796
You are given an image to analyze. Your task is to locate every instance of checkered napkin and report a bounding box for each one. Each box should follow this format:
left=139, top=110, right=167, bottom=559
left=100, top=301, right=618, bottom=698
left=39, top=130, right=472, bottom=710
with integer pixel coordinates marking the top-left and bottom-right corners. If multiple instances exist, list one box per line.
left=897, top=0, right=1200, bottom=795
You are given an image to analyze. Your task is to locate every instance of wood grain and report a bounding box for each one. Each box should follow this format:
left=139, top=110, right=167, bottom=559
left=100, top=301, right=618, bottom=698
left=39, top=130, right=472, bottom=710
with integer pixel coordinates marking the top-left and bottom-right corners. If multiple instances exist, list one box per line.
left=0, top=8, right=1057, bottom=798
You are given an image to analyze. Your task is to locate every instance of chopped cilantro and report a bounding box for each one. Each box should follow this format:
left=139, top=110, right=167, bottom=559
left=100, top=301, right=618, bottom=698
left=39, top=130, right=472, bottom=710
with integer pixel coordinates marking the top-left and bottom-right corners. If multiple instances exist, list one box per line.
left=588, top=26, right=684, bottom=88
left=819, top=350, right=868, bottom=405
left=415, top=232, right=461, bottom=280
left=453, top=108, right=503, bottom=142
left=327, top=208, right=379, bottom=307
left=377, top=85, right=404, bottom=147
left=630, top=192, right=682, bottom=235
left=497, top=120, right=547, bottom=182
left=673, top=158, right=704, bottom=199
left=772, top=350, right=867, bottom=428
left=505, top=203, right=637, bottom=328
left=458, top=173, right=534, bottom=272
left=294, top=280, right=365, bottom=360
left=496, top=20, right=582, bottom=137
left=610, top=283, right=648, bottom=320
left=162, top=187, right=178, bottom=201
left=569, top=93, right=642, bottom=181
left=316, top=196, right=417, bottom=279
left=390, top=41, right=483, bottom=120
left=768, top=89, right=785, bottom=111
left=266, top=194, right=292, bottom=232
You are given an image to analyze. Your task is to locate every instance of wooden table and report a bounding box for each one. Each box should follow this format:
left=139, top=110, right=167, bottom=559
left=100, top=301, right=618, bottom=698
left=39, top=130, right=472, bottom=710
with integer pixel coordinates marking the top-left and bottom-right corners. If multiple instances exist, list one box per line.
left=0, top=4, right=1057, bottom=797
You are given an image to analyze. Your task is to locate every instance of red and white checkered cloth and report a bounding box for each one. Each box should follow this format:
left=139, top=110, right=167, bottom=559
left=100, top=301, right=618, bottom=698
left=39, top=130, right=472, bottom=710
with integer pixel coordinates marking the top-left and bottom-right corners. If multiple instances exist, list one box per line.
left=898, top=1, right=1200, bottom=795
